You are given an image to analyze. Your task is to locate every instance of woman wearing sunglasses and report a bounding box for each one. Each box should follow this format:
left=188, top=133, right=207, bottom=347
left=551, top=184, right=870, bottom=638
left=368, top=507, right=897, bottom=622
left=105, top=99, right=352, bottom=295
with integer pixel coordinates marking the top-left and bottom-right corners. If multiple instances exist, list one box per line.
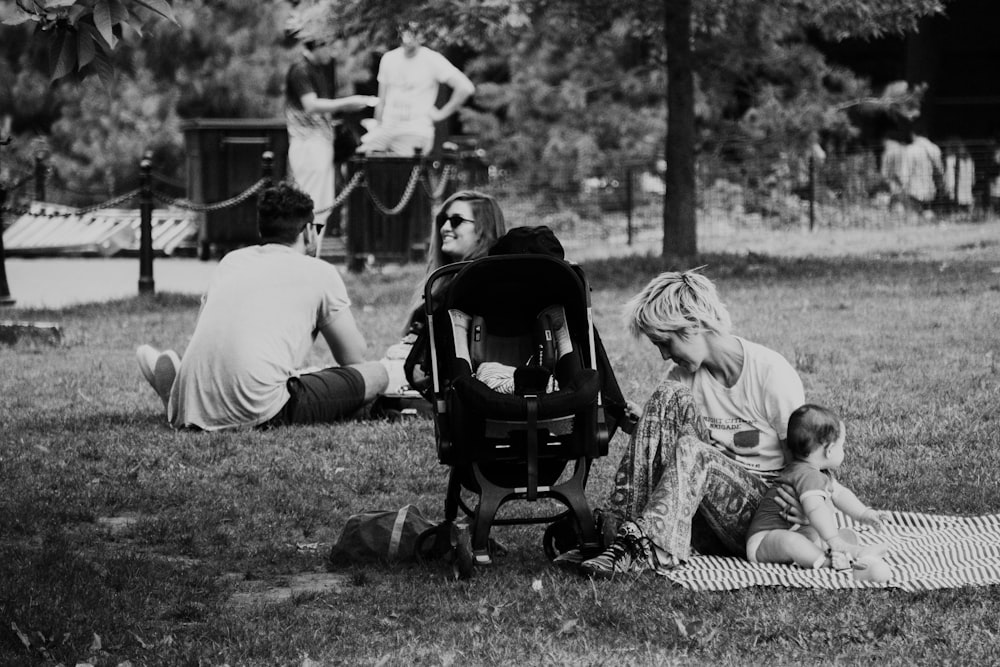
left=378, top=191, right=506, bottom=402
left=421, top=190, right=507, bottom=306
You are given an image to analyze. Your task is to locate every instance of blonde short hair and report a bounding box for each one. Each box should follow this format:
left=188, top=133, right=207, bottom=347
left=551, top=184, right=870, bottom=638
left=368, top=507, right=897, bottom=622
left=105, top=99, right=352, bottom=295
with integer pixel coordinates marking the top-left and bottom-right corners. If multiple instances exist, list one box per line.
left=624, top=268, right=732, bottom=342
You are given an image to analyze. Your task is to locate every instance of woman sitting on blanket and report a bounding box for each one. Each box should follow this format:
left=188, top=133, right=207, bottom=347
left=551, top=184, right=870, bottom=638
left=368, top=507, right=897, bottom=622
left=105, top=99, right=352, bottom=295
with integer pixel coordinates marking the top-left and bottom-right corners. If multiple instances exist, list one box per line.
left=379, top=190, right=506, bottom=395
left=574, top=268, right=808, bottom=577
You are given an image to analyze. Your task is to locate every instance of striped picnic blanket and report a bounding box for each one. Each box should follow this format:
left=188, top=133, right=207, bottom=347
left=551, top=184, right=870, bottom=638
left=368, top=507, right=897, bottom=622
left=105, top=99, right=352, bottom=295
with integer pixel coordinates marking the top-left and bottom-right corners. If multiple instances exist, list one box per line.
left=663, top=511, right=1000, bottom=591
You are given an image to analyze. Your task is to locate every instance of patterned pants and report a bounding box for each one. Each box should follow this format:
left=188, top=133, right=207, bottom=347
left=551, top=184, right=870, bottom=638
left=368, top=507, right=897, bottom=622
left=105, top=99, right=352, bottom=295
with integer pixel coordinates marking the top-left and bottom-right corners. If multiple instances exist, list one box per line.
left=607, top=380, right=769, bottom=562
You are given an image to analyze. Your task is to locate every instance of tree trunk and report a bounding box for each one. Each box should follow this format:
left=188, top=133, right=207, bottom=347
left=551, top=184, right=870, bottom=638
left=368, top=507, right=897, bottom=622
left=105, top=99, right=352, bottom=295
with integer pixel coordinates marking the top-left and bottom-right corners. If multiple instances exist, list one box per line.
left=663, top=0, right=697, bottom=259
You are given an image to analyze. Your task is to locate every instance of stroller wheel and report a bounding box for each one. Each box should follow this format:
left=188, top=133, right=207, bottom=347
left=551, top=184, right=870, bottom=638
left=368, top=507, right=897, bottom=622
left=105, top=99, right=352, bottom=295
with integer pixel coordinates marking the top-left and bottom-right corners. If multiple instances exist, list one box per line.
left=543, top=516, right=580, bottom=560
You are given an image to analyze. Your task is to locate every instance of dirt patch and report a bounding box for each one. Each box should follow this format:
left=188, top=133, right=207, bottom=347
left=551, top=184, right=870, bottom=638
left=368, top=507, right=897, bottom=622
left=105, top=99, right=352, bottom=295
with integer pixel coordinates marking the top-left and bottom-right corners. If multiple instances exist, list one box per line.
left=226, top=572, right=349, bottom=607
left=95, top=515, right=141, bottom=535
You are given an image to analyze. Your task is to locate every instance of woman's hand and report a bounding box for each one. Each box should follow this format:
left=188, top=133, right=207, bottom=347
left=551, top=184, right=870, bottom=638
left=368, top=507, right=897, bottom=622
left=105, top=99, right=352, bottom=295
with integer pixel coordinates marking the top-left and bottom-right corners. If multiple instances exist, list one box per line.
left=773, top=483, right=809, bottom=526
left=621, top=400, right=643, bottom=434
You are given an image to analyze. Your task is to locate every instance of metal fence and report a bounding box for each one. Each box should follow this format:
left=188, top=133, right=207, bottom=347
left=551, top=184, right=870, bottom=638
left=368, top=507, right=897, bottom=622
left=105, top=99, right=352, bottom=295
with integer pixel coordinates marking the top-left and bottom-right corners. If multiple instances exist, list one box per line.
left=475, top=141, right=1000, bottom=248
left=4, top=141, right=998, bottom=258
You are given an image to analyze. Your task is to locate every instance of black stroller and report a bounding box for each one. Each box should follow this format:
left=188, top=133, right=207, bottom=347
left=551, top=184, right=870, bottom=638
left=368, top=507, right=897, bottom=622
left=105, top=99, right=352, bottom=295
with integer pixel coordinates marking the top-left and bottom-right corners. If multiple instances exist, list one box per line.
left=412, top=249, right=626, bottom=566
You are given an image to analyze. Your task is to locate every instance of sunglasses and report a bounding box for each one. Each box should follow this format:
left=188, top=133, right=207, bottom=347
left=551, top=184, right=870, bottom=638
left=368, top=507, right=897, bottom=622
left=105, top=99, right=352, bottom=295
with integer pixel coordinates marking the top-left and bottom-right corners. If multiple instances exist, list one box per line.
left=438, top=214, right=475, bottom=228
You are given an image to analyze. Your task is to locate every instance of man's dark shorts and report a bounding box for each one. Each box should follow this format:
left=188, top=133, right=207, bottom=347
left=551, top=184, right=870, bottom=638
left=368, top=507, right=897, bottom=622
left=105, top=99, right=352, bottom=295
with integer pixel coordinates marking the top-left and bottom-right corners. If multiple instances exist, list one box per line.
left=265, top=367, right=366, bottom=427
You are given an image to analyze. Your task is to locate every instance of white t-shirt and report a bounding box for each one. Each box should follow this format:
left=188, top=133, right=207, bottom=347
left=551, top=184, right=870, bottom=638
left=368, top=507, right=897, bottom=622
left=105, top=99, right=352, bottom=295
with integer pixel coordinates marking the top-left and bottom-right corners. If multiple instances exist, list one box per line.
left=169, top=244, right=351, bottom=431
left=667, top=337, right=804, bottom=474
left=378, top=46, right=464, bottom=137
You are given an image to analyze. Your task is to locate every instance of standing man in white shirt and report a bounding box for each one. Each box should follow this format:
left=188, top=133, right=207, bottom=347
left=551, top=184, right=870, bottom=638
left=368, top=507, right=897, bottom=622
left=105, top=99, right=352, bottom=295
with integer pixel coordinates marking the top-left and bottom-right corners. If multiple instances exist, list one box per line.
left=357, top=20, right=476, bottom=157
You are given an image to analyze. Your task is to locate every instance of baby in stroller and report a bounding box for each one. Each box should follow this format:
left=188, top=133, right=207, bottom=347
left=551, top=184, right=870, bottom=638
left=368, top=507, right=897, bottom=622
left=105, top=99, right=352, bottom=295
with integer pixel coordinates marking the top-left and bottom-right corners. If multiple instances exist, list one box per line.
left=408, top=226, right=631, bottom=566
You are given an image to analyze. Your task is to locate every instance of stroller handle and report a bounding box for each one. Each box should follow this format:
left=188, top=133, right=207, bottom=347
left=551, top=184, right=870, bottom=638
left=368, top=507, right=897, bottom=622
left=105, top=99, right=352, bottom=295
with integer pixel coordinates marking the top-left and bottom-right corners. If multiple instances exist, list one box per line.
left=424, top=261, right=471, bottom=397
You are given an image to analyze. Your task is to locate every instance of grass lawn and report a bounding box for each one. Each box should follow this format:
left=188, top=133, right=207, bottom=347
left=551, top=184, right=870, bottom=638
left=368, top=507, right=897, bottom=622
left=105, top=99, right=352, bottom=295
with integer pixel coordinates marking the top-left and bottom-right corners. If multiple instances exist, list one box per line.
left=2, top=229, right=1000, bottom=666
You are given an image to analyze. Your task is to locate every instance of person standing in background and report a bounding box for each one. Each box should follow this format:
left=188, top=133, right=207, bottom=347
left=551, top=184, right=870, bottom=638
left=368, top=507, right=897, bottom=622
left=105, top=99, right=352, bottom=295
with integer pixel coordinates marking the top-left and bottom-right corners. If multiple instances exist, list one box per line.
left=285, top=30, right=376, bottom=236
left=357, top=20, right=475, bottom=157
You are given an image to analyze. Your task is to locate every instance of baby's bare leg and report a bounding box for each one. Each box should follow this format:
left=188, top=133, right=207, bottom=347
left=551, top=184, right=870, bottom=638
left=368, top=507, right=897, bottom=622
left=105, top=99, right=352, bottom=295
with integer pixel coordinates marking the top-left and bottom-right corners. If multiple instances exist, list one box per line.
left=755, top=530, right=827, bottom=569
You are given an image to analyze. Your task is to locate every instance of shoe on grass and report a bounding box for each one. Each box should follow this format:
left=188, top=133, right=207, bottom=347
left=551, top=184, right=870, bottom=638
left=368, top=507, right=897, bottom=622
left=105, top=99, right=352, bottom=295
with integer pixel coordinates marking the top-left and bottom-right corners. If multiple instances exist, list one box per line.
left=580, top=520, right=659, bottom=578
left=136, top=344, right=180, bottom=409
left=552, top=548, right=587, bottom=571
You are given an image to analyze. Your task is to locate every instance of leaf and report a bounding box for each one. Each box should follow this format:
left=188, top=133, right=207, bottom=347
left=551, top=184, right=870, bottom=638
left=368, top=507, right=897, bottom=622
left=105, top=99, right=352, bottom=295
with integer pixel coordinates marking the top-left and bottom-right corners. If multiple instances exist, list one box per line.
left=558, top=619, right=579, bottom=636
left=134, top=0, right=178, bottom=24
left=10, top=622, right=30, bottom=650
left=43, top=0, right=77, bottom=8
left=131, top=631, right=151, bottom=650
left=89, top=632, right=102, bottom=651
left=77, top=22, right=97, bottom=69
left=94, top=0, right=117, bottom=49
left=67, top=3, right=88, bottom=23
left=673, top=616, right=708, bottom=640
left=2, top=5, right=38, bottom=25
left=49, top=27, right=78, bottom=81
left=87, top=46, right=115, bottom=88
left=108, top=0, right=129, bottom=23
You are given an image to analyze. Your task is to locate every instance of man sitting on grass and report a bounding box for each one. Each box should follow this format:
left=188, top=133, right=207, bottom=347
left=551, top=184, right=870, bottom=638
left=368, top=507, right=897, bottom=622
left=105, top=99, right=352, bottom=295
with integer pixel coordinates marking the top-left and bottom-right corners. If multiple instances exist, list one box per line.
left=136, top=182, right=387, bottom=430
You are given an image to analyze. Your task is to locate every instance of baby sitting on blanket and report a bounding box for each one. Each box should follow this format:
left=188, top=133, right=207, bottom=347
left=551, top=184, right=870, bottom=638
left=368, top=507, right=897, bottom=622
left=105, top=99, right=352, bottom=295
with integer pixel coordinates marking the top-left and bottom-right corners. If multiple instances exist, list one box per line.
left=745, top=404, right=894, bottom=583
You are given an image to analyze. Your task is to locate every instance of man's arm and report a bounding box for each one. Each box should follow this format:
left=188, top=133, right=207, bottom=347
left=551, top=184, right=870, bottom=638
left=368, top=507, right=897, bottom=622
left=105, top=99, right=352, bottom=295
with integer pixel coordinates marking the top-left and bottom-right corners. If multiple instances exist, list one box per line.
left=428, top=71, right=475, bottom=123
left=299, top=92, right=376, bottom=116
left=318, top=308, right=368, bottom=366
left=373, top=80, right=388, bottom=123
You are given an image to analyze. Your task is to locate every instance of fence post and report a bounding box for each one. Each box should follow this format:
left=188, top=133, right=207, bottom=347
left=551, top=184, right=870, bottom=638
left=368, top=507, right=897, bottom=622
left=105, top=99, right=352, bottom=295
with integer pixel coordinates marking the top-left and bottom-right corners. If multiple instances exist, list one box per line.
left=0, top=181, right=15, bottom=306
left=261, top=150, right=274, bottom=188
left=347, top=155, right=368, bottom=273
left=33, top=150, right=47, bottom=202
left=625, top=165, right=634, bottom=246
left=138, top=150, right=155, bottom=295
left=952, top=153, right=959, bottom=208
left=808, top=153, right=816, bottom=232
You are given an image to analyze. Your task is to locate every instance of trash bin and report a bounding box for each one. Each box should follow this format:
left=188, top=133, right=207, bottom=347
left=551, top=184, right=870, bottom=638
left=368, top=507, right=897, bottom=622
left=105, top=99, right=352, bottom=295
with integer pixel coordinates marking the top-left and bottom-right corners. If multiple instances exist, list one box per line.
left=345, top=155, right=433, bottom=271
left=344, top=150, right=489, bottom=271
left=445, top=149, right=489, bottom=193
left=181, top=118, right=288, bottom=259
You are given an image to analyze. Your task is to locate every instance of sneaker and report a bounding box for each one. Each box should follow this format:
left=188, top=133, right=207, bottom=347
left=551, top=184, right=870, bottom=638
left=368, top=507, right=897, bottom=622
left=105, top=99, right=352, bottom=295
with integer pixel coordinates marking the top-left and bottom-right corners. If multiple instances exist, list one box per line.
left=553, top=548, right=587, bottom=570
left=580, top=520, right=657, bottom=578
left=136, top=345, right=180, bottom=409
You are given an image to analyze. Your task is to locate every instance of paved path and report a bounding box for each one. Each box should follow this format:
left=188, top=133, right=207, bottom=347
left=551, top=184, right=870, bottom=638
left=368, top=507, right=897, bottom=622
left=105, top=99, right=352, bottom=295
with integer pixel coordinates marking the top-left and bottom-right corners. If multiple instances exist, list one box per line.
left=2, top=257, right=219, bottom=309
left=2, top=220, right=997, bottom=309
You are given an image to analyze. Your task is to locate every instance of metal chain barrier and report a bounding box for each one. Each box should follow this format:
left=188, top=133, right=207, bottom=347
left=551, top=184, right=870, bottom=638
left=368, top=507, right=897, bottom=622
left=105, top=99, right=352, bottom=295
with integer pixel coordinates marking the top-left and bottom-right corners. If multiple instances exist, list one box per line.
left=6, top=178, right=265, bottom=219
left=421, top=163, right=455, bottom=200
left=312, top=170, right=365, bottom=216
left=3, top=189, right=141, bottom=217
left=365, top=165, right=422, bottom=216
left=151, top=177, right=268, bottom=212
left=71, top=189, right=142, bottom=215
left=4, top=154, right=452, bottom=222
left=0, top=203, right=31, bottom=216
